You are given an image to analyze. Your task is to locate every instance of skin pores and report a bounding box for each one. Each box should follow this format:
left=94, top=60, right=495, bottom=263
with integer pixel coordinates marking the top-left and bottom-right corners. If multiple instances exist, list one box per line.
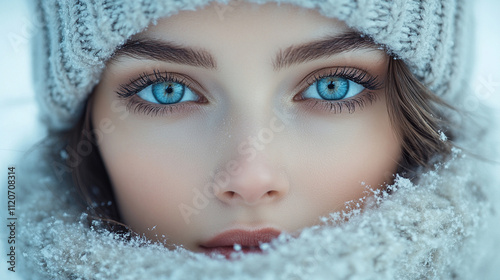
left=91, top=1, right=402, bottom=252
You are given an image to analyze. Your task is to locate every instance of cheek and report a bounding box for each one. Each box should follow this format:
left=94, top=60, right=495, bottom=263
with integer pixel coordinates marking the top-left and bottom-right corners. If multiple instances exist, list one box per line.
left=99, top=132, right=197, bottom=236
left=91, top=90, right=213, bottom=239
left=287, top=95, right=400, bottom=214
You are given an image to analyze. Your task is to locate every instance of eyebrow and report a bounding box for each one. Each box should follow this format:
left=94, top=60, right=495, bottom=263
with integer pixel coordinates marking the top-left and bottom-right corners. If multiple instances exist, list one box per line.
left=111, top=32, right=380, bottom=71
left=272, top=32, right=380, bottom=71
left=111, top=39, right=218, bottom=69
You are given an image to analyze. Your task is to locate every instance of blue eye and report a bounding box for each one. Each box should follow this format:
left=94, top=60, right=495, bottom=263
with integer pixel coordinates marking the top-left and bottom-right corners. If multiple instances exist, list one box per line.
left=303, top=76, right=365, bottom=101
left=137, top=81, right=199, bottom=104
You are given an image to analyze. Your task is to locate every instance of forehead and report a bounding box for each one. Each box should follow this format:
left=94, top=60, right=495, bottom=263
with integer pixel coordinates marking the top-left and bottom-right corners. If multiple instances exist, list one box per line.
left=137, top=1, right=352, bottom=49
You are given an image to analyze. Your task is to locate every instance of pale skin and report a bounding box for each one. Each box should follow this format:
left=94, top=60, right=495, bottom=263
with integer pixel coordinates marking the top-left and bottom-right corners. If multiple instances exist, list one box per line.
left=91, top=1, right=402, bottom=252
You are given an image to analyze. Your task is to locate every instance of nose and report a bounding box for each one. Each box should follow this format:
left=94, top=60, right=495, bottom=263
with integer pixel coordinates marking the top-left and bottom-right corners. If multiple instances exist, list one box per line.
left=214, top=153, right=289, bottom=206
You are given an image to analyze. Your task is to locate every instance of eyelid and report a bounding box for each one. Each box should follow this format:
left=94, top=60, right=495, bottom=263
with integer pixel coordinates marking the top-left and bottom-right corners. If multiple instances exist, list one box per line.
left=291, top=67, right=382, bottom=114
left=116, top=70, right=205, bottom=99
left=301, top=91, right=378, bottom=114
left=298, top=67, right=382, bottom=93
left=123, top=94, right=206, bottom=116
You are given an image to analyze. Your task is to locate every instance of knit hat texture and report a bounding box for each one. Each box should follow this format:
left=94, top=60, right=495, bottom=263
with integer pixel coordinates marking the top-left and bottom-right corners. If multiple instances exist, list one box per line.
left=31, top=0, right=473, bottom=130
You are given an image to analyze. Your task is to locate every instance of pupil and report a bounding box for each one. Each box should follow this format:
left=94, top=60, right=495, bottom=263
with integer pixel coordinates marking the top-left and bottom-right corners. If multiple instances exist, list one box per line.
left=166, top=85, right=173, bottom=94
left=328, top=82, right=335, bottom=90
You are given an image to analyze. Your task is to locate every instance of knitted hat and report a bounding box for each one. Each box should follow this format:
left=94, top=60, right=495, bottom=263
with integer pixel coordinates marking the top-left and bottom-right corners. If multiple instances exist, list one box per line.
left=31, top=0, right=473, bottom=131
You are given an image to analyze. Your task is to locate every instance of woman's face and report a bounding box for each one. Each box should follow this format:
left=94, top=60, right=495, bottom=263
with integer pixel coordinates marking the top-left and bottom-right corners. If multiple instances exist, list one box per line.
left=92, top=1, right=401, bottom=256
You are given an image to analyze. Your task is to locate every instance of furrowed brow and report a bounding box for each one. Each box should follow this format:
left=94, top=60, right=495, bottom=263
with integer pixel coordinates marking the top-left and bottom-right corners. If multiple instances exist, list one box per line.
left=110, top=38, right=218, bottom=70
left=272, top=32, right=380, bottom=71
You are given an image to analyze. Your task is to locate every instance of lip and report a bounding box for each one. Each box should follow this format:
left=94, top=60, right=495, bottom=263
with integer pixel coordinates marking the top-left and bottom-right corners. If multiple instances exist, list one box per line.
left=199, top=228, right=281, bottom=258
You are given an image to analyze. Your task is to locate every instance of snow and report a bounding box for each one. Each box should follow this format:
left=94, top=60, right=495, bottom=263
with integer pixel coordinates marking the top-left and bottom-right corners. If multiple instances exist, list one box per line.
left=439, top=130, right=448, bottom=142
left=1, top=0, right=499, bottom=279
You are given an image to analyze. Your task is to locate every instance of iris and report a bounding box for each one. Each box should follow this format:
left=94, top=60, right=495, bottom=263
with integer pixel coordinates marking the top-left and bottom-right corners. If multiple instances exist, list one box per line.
left=316, top=77, right=349, bottom=100
left=152, top=82, right=185, bottom=104
left=303, top=75, right=365, bottom=101
left=136, top=79, right=199, bottom=105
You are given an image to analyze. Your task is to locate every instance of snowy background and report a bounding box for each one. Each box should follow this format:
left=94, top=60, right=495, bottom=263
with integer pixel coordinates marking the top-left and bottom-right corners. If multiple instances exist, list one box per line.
left=0, top=0, right=499, bottom=279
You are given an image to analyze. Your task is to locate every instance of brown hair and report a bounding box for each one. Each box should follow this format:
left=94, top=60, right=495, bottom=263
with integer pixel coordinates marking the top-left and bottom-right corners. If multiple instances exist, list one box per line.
left=386, top=59, right=454, bottom=175
left=57, top=58, right=455, bottom=228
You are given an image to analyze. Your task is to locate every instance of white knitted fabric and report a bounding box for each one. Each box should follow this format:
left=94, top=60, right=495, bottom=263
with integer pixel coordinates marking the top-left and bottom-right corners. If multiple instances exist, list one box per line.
left=31, top=0, right=473, bottom=130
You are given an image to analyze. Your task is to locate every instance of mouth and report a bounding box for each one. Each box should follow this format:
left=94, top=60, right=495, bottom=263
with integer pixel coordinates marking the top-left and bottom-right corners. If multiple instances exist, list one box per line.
left=199, top=228, right=281, bottom=259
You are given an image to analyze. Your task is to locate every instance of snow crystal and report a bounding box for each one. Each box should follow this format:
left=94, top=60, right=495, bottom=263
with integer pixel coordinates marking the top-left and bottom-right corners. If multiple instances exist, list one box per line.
left=233, top=243, right=242, bottom=251
left=60, top=149, right=69, bottom=159
left=259, top=243, right=270, bottom=251
left=439, top=131, right=448, bottom=141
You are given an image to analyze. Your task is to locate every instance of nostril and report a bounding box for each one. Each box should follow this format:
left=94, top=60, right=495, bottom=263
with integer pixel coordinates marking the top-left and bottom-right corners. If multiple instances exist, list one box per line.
left=226, top=191, right=236, bottom=198
left=266, top=190, right=278, bottom=197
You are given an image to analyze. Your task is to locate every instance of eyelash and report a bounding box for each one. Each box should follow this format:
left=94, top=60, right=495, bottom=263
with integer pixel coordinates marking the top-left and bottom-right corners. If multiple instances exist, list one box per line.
left=116, top=70, right=206, bottom=116
left=294, top=67, right=382, bottom=114
left=116, top=68, right=382, bottom=116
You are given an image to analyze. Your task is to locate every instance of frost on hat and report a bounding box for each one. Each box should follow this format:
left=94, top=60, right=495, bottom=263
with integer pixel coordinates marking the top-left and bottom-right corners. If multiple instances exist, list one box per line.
left=31, top=0, right=473, bottom=130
